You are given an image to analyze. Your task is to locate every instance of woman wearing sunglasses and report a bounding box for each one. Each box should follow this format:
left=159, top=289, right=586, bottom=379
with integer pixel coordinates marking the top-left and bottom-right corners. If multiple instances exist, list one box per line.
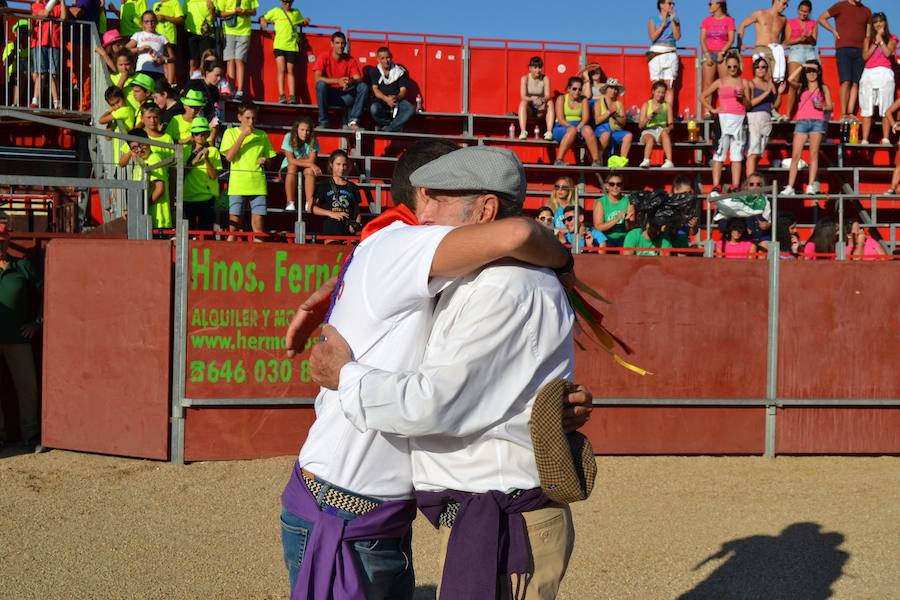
left=592, top=173, right=633, bottom=248
left=701, top=51, right=751, bottom=197
left=547, top=175, right=576, bottom=230
left=781, top=61, right=833, bottom=196
left=535, top=206, right=555, bottom=230
left=552, top=77, right=602, bottom=166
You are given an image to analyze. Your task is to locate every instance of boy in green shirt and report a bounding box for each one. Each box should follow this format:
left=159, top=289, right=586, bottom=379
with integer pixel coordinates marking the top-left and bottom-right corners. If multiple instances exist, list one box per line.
left=126, top=128, right=172, bottom=230
left=98, top=85, right=137, bottom=163
left=152, top=0, right=184, bottom=84
left=219, top=0, right=258, bottom=100
left=182, top=117, right=221, bottom=230
left=127, top=72, right=154, bottom=113
left=220, top=102, right=275, bottom=241
left=165, top=89, right=206, bottom=143
left=260, top=0, right=308, bottom=104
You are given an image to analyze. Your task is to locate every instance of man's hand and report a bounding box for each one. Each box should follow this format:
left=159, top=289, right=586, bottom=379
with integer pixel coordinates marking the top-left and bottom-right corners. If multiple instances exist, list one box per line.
left=562, top=384, right=592, bottom=433
left=338, top=76, right=351, bottom=89
left=310, top=325, right=352, bottom=390
left=285, top=276, right=337, bottom=357
left=384, top=95, right=398, bottom=108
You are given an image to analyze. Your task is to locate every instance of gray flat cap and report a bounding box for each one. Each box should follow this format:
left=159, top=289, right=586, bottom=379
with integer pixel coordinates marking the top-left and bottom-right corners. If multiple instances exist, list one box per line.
left=409, top=146, right=527, bottom=205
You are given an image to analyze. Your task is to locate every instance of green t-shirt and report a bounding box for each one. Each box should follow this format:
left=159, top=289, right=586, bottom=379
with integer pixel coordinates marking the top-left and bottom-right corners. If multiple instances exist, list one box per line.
left=111, top=105, right=136, bottom=161
left=219, top=0, right=258, bottom=36
left=597, top=194, right=630, bottom=241
left=119, top=0, right=149, bottom=38
left=148, top=131, right=175, bottom=163
left=183, top=145, right=222, bottom=202
left=165, top=114, right=194, bottom=144
left=153, top=0, right=184, bottom=44
left=623, top=228, right=673, bottom=256
left=0, top=257, right=42, bottom=344
left=183, top=0, right=214, bottom=36
left=263, top=7, right=303, bottom=52
left=134, top=151, right=172, bottom=228
left=220, top=127, right=276, bottom=196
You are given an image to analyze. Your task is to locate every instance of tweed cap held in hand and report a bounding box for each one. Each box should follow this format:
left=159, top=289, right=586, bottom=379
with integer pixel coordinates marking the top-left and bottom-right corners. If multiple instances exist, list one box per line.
left=409, top=146, right=527, bottom=205
left=530, top=378, right=597, bottom=504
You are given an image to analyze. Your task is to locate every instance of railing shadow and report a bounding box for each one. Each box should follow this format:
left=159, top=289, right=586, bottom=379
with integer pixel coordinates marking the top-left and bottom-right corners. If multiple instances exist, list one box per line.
left=678, top=522, right=848, bottom=600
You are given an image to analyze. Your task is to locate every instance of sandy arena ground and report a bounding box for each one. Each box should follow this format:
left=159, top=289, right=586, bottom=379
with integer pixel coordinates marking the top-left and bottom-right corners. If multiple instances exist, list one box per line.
left=1, top=451, right=898, bottom=599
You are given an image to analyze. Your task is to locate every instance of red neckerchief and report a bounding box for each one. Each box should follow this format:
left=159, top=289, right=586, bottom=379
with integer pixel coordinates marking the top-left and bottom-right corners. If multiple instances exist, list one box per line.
left=360, top=204, right=418, bottom=241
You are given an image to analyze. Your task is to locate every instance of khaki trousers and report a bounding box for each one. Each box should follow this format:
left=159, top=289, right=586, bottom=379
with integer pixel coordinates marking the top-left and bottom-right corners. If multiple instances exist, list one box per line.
left=437, top=503, right=575, bottom=599
left=0, top=344, right=39, bottom=442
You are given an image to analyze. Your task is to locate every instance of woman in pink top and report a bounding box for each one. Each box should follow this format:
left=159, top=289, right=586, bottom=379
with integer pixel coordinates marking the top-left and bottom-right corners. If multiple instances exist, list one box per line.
left=802, top=217, right=838, bottom=259
left=718, top=218, right=757, bottom=258
left=783, top=0, right=818, bottom=117
left=700, top=1, right=735, bottom=112
left=781, top=61, right=833, bottom=196
left=846, top=219, right=888, bottom=259
left=859, top=13, right=897, bottom=144
left=701, top=52, right=751, bottom=197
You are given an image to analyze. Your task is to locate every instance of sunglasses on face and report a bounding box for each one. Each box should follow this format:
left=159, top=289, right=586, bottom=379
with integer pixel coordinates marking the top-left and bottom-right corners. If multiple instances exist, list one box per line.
left=537, top=216, right=553, bottom=223
left=554, top=184, right=571, bottom=191
left=607, top=181, right=623, bottom=187
left=563, top=215, right=576, bottom=223
left=805, top=69, right=820, bottom=75
left=756, top=64, right=769, bottom=69
left=727, top=64, right=740, bottom=70
left=570, top=86, right=582, bottom=92
left=748, top=182, right=763, bottom=187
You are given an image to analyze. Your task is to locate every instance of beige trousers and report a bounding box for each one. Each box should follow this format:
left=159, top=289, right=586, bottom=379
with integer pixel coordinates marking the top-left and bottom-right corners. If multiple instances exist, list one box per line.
left=437, top=503, right=575, bottom=599
left=0, top=344, right=39, bottom=443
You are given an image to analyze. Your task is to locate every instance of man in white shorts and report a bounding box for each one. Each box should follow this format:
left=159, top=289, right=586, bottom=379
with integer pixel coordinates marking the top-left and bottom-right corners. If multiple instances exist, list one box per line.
left=219, top=0, right=258, bottom=100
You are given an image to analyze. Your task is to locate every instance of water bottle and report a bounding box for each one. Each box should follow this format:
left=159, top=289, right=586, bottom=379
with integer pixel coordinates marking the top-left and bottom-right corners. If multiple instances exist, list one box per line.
left=415, top=94, right=423, bottom=112
left=628, top=105, right=639, bottom=123
left=533, top=125, right=540, bottom=139
left=508, top=123, right=515, bottom=139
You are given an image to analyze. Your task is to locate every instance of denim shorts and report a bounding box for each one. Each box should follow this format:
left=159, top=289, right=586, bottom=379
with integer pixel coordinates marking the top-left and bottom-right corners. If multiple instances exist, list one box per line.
left=31, top=46, right=60, bottom=74
left=594, top=122, right=632, bottom=145
left=788, top=44, right=817, bottom=65
left=229, top=194, right=267, bottom=216
left=795, top=119, right=826, bottom=135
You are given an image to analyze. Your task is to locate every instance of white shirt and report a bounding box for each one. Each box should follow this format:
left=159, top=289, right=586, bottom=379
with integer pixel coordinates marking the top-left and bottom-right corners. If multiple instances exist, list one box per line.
left=131, top=31, right=169, bottom=74
left=339, top=263, right=575, bottom=494
left=297, top=221, right=453, bottom=501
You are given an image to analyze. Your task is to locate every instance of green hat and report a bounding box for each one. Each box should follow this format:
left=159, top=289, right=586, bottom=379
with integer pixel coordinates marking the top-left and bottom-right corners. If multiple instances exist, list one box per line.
left=13, top=19, right=29, bottom=32
left=131, top=73, right=155, bottom=92
left=189, top=117, right=211, bottom=133
left=182, top=89, right=207, bottom=107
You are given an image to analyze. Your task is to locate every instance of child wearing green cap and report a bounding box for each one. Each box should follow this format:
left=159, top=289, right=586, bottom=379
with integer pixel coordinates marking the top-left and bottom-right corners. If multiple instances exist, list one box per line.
left=220, top=101, right=275, bottom=241
left=165, top=89, right=206, bottom=143
left=127, top=72, right=155, bottom=112
left=182, top=117, right=221, bottom=230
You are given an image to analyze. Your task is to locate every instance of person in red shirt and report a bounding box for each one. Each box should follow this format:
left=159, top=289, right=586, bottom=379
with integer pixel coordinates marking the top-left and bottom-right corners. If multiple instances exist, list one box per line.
left=30, top=0, right=68, bottom=109
left=818, top=0, right=873, bottom=118
left=313, top=31, right=367, bottom=131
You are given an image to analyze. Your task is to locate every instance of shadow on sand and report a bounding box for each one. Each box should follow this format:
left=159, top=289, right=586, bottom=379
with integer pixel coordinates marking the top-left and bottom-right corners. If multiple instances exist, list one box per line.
left=678, top=522, right=848, bottom=600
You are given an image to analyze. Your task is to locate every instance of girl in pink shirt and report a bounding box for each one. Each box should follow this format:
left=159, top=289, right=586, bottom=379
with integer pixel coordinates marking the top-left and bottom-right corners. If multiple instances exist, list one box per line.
left=859, top=13, right=897, bottom=143
left=783, top=1, right=818, bottom=117
left=701, top=52, right=751, bottom=196
left=781, top=61, right=833, bottom=196
left=700, top=1, right=735, bottom=110
left=718, top=218, right=756, bottom=259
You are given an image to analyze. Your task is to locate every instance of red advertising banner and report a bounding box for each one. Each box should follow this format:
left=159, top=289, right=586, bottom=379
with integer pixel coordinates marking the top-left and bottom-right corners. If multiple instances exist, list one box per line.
left=185, top=241, right=346, bottom=399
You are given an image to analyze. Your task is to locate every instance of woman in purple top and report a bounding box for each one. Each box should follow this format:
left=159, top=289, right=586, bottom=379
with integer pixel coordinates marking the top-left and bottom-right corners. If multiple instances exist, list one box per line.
left=700, top=1, right=735, bottom=115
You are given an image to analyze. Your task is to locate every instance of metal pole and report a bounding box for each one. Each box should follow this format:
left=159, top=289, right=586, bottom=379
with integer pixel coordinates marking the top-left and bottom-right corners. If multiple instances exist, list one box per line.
left=461, top=45, right=469, bottom=114
left=170, top=218, right=189, bottom=464
left=837, top=196, right=846, bottom=260
left=770, top=182, right=778, bottom=247
left=764, top=239, right=781, bottom=458
left=704, top=194, right=714, bottom=257
left=572, top=183, right=582, bottom=254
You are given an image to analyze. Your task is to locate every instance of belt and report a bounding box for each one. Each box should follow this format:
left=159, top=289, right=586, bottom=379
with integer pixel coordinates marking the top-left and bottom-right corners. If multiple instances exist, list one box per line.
left=301, top=468, right=381, bottom=517
left=438, top=489, right=524, bottom=528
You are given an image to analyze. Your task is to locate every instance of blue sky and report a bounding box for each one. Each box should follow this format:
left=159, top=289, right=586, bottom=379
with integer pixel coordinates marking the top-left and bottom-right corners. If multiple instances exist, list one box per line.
left=275, top=0, right=897, bottom=47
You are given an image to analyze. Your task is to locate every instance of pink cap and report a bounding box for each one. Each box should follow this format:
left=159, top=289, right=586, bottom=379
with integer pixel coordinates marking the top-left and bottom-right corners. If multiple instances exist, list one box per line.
left=102, top=29, right=125, bottom=48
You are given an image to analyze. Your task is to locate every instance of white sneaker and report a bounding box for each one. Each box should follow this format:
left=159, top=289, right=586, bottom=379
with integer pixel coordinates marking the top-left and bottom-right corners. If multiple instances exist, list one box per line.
left=781, top=185, right=796, bottom=196
left=805, top=181, right=820, bottom=195
left=709, top=189, right=721, bottom=198
left=639, top=158, right=651, bottom=168
left=661, top=160, right=674, bottom=169
left=518, top=130, right=528, bottom=140
left=543, top=131, right=553, bottom=141
left=880, top=138, right=891, bottom=145
left=285, top=202, right=296, bottom=211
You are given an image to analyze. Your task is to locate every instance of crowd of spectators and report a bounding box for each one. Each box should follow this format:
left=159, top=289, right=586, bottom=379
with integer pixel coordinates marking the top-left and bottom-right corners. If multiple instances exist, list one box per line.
left=0, top=0, right=896, bottom=253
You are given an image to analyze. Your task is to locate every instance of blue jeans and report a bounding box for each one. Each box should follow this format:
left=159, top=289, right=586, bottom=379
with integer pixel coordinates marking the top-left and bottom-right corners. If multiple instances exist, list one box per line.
left=280, top=504, right=414, bottom=600
left=370, top=99, right=415, bottom=132
left=316, top=80, right=369, bottom=126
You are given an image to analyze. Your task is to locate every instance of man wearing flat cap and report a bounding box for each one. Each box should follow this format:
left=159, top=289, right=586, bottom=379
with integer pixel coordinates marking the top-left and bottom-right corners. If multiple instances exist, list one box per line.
left=312, top=146, right=578, bottom=599
left=279, top=142, right=585, bottom=599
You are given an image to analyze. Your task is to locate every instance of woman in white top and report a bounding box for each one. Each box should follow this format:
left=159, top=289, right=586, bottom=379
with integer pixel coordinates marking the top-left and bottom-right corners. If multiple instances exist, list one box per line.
left=126, top=11, right=174, bottom=77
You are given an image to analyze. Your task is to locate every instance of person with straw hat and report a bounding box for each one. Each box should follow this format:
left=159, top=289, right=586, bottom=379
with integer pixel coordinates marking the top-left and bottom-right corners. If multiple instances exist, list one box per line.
left=309, top=146, right=588, bottom=599
left=280, top=142, right=592, bottom=599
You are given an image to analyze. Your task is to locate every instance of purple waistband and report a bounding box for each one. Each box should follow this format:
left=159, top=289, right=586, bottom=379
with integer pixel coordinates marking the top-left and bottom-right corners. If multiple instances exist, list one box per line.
left=282, top=463, right=417, bottom=600
left=415, top=487, right=552, bottom=600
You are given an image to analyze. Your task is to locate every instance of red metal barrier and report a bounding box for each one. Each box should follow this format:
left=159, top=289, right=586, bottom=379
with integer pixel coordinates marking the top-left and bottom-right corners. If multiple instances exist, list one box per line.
left=41, top=239, right=172, bottom=459
left=467, top=38, right=582, bottom=116
left=348, top=30, right=464, bottom=114
left=586, top=45, right=699, bottom=118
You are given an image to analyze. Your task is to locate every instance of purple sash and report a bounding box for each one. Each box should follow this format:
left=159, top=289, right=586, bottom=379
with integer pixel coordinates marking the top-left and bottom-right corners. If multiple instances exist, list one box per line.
left=414, top=488, right=552, bottom=600
left=282, top=463, right=417, bottom=600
